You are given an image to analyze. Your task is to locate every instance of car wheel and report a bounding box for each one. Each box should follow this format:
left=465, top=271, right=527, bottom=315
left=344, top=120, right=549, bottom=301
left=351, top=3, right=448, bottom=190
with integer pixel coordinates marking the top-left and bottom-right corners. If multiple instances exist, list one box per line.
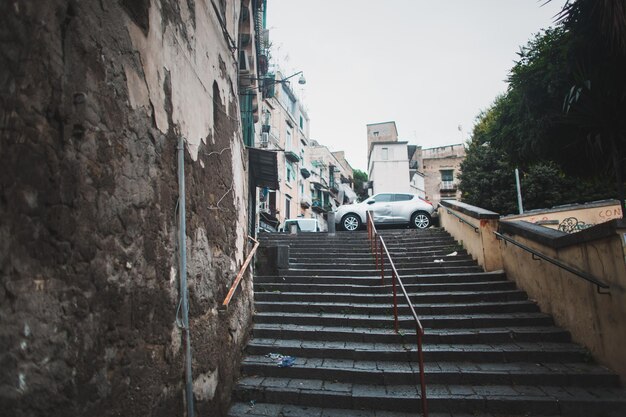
left=342, top=214, right=361, bottom=231
left=411, top=212, right=431, bottom=229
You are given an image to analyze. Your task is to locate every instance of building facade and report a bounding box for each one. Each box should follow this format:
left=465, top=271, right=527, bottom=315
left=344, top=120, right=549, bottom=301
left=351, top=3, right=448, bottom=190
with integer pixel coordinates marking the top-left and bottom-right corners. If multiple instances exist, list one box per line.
left=422, top=144, right=466, bottom=204
left=367, top=121, right=426, bottom=197
left=255, top=75, right=355, bottom=232
left=1, top=0, right=270, bottom=415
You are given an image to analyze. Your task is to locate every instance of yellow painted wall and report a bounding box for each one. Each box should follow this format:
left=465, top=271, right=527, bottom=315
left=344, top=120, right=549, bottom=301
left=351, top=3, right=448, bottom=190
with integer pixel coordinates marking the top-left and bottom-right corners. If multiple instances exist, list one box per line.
left=499, top=227, right=626, bottom=383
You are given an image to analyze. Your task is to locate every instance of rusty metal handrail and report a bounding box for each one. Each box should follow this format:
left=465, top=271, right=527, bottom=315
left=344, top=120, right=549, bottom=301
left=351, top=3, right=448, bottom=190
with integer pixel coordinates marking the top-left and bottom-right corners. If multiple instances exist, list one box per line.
left=221, top=236, right=260, bottom=309
left=366, top=211, right=428, bottom=416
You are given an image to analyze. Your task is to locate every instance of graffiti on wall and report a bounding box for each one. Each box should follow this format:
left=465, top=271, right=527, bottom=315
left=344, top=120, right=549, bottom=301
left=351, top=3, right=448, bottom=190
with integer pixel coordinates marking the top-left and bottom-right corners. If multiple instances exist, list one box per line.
left=558, top=217, right=594, bottom=233
left=598, top=207, right=623, bottom=220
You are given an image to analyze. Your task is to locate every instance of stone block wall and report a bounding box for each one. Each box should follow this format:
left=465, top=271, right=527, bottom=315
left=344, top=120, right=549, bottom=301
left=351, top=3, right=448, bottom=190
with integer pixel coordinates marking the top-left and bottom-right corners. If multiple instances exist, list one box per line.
left=0, top=1, right=252, bottom=416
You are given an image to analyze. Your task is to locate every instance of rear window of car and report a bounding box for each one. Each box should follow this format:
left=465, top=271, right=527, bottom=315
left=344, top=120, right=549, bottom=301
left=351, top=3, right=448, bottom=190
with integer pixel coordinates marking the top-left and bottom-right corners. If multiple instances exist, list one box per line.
left=374, top=194, right=393, bottom=202
left=393, top=194, right=414, bottom=202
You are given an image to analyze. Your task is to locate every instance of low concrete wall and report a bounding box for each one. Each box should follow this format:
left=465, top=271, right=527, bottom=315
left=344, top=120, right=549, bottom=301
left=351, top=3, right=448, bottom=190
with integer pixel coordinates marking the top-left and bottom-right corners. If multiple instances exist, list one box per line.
left=503, top=199, right=622, bottom=233
left=439, top=200, right=626, bottom=382
left=439, top=200, right=502, bottom=271
left=499, top=219, right=626, bottom=383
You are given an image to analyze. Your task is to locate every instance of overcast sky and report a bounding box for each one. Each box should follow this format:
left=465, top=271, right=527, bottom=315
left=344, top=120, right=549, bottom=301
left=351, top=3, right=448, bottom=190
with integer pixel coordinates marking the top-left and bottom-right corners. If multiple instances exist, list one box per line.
left=266, top=0, right=567, bottom=171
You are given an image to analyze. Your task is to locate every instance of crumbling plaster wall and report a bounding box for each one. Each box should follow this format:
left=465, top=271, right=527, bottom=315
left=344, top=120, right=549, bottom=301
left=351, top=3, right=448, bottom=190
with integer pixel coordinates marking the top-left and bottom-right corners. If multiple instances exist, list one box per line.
left=0, top=1, right=252, bottom=416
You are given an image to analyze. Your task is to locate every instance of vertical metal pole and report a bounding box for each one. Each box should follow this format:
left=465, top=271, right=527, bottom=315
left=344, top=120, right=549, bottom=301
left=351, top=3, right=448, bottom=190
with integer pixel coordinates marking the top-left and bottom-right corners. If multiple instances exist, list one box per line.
left=374, top=233, right=379, bottom=269
left=417, top=328, right=428, bottom=417
left=392, top=272, right=398, bottom=332
left=178, top=137, right=194, bottom=417
left=380, top=238, right=384, bottom=285
left=515, top=168, right=524, bottom=215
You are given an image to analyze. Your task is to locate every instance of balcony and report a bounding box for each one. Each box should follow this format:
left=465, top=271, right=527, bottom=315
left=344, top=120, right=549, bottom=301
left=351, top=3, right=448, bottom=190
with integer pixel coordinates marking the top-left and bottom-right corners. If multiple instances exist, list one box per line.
left=300, top=195, right=312, bottom=208
left=300, top=167, right=311, bottom=179
left=311, top=199, right=327, bottom=213
left=285, top=150, right=300, bottom=163
left=440, top=180, right=457, bottom=191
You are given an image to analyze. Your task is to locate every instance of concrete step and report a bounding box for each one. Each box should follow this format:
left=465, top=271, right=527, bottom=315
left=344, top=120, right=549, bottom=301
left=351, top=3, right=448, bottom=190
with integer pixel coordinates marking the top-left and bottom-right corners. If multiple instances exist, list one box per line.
left=263, top=235, right=457, bottom=245
left=252, top=324, right=571, bottom=344
left=228, top=402, right=477, bottom=417
left=282, top=265, right=485, bottom=276
left=253, top=311, right=554, bottom=330
left=241, top=355, right=619, bottom=387
left=255, top=280, right=516, bottom=294
left=254, top=271, right=507, bottom=285
left=246, top=339, right=588, bottom=363
left=233, top=377, right=626, bottom=416
left=254, top=300, right=540, bottom=315
left=288, top=253, right=472, bottom=264
left=254, top=289, right=529, bottom=304
left=283, top=242, right=461, bottom=253
left=287, top=259, right=479, bottom=270
left=288, top=248, right=469, bottom=258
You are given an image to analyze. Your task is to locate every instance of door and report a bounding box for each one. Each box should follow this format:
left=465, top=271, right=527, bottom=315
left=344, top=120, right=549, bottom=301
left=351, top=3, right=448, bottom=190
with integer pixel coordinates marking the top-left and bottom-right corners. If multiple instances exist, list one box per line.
left=368, top=193, right=393, bottom=223
left=390, top=193, right=414, bottom=223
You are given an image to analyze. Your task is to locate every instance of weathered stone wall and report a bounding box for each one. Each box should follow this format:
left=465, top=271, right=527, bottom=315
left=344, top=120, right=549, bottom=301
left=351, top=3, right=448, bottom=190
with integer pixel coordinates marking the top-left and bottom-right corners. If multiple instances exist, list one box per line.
left=0, top=1, right=252, bottom=416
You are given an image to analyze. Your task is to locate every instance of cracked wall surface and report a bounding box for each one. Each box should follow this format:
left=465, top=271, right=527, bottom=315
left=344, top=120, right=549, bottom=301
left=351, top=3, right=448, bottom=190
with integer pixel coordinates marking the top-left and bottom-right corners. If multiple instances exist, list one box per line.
left=0, top=1, right=252, bottom=416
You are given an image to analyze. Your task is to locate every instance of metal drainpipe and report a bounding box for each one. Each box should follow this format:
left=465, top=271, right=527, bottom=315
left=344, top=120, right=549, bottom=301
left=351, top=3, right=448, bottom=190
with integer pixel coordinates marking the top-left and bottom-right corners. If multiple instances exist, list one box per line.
left=178, top=137, right=195, bottom=417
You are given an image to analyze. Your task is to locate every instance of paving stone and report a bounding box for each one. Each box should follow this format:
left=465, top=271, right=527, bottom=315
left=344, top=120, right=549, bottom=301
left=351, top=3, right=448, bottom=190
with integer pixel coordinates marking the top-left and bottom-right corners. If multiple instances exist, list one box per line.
left=280, top=404, right=323, bottom=417
left=322, top=358, right=354, bottom=369
left=245, top=402, right=285, bottom=416
left=261, top=377, right=291, bottom=388
left=288, top=379, right=324, bottom=391
left=323, top=381, right=353, bottom=393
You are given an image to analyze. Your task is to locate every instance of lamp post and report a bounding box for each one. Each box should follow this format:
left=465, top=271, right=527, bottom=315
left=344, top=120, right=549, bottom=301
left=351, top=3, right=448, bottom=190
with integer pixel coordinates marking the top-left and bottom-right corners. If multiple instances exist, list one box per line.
left=239, top=71, right=306, bottom=96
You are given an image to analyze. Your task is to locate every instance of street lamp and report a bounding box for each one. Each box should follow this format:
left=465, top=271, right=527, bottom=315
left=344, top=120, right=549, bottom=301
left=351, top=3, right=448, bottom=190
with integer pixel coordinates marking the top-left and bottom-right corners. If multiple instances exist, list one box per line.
left=240, top=71, right=306, bottom=96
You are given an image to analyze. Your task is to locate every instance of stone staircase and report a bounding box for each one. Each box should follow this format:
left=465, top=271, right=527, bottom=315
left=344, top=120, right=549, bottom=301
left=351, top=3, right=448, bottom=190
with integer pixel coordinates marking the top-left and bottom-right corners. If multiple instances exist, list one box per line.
left=228, top=228, right=626, bottom=417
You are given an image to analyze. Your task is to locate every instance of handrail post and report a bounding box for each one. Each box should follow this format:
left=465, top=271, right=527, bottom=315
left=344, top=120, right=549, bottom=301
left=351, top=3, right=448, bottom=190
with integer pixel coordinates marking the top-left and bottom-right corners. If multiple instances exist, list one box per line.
left=380, top=236, right=385, bottom=285
left=374, top=232, right=379, bottom=269
left=392, top=272, right=398, bottom=332
left=417, top=328, right=428, bottom=417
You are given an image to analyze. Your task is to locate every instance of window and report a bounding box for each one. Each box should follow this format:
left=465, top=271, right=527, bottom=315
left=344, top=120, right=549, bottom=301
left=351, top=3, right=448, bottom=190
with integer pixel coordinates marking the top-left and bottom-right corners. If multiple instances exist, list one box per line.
left=373, top=131, right=379, bottom=137
left=285, top=128, right=292, bottom=151
left=299, top=115, right=304, bottom=130
left=285, top=197, right=291, bottom=219
left=441, top=170, right=454, bottom=181
left=381, top=148, right=388, bottom=160
left=286, top=162, right=295, bottom=184
left=374, top=194, right=393, bottom=202
left=393, top=194, right=413, bottom=202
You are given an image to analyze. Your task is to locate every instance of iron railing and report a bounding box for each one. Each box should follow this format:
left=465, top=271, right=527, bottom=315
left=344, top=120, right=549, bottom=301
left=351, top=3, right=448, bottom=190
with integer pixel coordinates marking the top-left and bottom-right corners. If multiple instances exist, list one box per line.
left=366, top=211, right=428, bottom=416
left=221, top=236, right=260, bottom=309
left=493, top=231, right=610, bottom=294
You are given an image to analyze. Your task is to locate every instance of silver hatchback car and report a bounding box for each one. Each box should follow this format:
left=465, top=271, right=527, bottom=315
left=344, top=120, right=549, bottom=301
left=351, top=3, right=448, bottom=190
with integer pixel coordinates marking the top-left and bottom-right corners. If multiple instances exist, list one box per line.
left=334, top=193, right=435, bottom=231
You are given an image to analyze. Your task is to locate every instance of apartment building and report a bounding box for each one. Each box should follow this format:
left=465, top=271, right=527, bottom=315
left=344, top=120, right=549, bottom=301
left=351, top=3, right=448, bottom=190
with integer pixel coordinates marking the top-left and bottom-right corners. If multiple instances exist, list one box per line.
left=255, top=73, right=356, bottom=232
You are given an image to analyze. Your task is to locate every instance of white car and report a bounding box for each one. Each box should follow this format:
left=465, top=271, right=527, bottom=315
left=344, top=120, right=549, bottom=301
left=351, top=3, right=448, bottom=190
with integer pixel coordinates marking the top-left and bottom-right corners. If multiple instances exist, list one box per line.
left=279, top=218, right=320, bottom=232
left=334, top=193, right=436, bottom=231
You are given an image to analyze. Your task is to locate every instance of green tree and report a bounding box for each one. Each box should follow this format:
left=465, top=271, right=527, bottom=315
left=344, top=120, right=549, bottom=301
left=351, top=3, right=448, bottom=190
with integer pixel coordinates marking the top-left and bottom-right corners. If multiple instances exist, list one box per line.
left=352, top=169, right=369, bottom=202
left=459, top=102, right=518, bottom=214
left=490, top=1, right=626, bottom=213
left=460, top=98, right=615, bottom=214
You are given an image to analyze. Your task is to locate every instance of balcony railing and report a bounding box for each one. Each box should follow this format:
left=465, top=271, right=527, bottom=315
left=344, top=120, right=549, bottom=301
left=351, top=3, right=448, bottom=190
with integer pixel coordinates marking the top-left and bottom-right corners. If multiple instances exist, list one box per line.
left=440, top=180, right=457, bottom=191
left=311, top=199, right=326, bottom=213
left=300, top=195, right=312, bottom=208
left=284, top=149, right=300, bottom=163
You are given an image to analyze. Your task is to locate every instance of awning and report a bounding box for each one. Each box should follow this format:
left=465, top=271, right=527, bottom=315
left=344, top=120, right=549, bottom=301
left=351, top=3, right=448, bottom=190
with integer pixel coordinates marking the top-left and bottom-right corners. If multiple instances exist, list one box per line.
left=248, top=147, right=279, bottom=190
left=339, top=183, right=358, bottom=204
